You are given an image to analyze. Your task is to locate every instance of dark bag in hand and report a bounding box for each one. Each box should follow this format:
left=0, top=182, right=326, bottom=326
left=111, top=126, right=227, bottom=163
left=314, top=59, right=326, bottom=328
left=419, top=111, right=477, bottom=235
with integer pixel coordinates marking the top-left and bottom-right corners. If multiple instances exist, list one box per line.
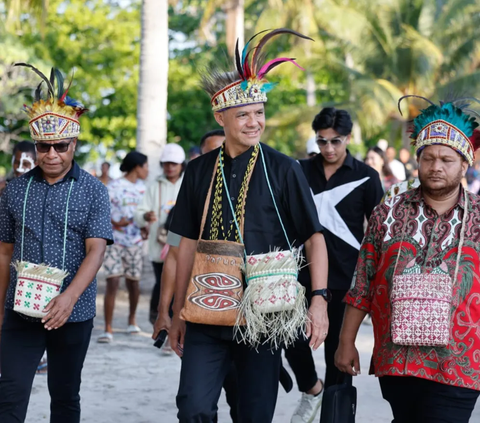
left=319, top=373, right=357, bottom=423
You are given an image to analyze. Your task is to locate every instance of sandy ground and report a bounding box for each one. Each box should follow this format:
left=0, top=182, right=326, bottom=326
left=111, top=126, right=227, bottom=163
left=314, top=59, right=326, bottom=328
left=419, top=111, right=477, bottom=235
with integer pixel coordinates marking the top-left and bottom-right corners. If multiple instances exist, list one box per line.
left=26, top=264, right=480, bottom=423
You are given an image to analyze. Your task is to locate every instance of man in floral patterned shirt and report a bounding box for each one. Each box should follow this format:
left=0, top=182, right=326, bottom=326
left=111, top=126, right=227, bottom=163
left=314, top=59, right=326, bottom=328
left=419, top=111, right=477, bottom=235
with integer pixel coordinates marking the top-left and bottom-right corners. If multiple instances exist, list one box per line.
left=335, top=99, right=480, bottom=423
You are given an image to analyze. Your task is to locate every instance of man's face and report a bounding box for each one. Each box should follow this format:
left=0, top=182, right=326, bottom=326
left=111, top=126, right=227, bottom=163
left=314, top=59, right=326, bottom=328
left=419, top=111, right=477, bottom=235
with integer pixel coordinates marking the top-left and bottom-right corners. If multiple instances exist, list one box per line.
left=316, top=128, right=349, bottom=165
left=13, top=151, right=36, bottom=177
left=161, top=162, right=182, bottom=180
left=201, top=135, right=225, bottom=155
left=418, top=145, right=468, bottom=197
left=214, top=104, right=265, bottom=149
left=386, top=147, right=396, bottom=162
left=35, top=138, right=76, bottom=179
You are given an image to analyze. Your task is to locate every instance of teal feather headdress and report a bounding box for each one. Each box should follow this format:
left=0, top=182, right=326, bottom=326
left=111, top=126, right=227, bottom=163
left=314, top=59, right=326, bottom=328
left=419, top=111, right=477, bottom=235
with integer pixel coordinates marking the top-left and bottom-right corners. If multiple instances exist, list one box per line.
left=398, top=95, right=480, bottom=165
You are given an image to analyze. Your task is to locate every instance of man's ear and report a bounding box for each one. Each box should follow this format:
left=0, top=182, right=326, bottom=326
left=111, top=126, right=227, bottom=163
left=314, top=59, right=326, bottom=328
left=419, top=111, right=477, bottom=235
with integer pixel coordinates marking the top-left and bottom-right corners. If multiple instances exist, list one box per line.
left=214, top=112, right=225, bottom=127
left=462, top=159, right=469, bottom=177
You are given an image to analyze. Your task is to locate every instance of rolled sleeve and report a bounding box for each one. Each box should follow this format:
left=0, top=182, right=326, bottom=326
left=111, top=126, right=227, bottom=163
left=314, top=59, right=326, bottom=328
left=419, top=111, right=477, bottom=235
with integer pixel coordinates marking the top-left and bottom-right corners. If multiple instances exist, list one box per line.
left=283, top=162, right=323, bottom=245
left=85, top=184, right=114, bottom=245
left=0, top=186, right=15, bottom=243
left=169, top=166, right=200, bottom=240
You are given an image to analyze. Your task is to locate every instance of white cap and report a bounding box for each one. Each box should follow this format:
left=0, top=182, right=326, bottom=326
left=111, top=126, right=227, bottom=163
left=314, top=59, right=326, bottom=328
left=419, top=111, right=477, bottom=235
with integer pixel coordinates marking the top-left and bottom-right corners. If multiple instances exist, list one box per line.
left=160, top=143, right=186, bottom=164
left=306, top=137, right=320, bottom=155
left=377, top=139, right=389, bottom=152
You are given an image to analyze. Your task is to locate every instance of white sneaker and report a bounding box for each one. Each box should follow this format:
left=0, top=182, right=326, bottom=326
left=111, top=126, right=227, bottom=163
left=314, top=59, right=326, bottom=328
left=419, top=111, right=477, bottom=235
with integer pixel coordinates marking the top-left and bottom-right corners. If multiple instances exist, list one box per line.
left=291, top=392, right=323, bottom=423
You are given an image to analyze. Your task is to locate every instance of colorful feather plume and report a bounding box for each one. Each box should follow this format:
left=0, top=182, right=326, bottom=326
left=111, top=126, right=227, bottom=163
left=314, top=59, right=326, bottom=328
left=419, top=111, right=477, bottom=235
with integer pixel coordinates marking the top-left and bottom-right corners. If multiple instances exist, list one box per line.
left=15, top=63, right=87, bottom=119
left=235, top=28, right=314, bottom=88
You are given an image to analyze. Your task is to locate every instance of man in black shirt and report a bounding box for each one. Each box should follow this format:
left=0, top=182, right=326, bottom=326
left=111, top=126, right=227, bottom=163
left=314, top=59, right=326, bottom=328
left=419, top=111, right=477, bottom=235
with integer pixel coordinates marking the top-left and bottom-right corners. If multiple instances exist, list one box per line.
left=168, top=29, right=329, bottom=423
left=287, top=108, right=384, bottom=423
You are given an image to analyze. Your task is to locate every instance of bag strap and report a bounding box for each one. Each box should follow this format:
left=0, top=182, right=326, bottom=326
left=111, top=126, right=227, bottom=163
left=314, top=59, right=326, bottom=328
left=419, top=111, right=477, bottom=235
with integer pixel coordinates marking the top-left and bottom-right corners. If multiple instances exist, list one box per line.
left=392, top=190, right=468, bottom=282
left=259, top=144, right=293, bottom=251
left=158, top=180, right=162, bottom=221
left=21, top=176, right=75, bottom=271
left=198, top=153, right=220, bottom=241
left=220, top=146, right=258, bottom=246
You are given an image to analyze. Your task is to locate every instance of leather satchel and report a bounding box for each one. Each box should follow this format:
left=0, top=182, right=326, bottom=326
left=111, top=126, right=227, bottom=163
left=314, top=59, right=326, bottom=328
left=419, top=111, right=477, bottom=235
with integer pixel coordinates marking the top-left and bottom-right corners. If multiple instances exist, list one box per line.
left=319, top=373, right=357, bottom=423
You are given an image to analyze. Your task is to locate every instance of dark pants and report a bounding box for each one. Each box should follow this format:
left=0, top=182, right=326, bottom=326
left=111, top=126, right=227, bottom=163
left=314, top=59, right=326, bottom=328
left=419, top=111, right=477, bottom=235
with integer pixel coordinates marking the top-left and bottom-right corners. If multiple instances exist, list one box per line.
left=151, top=261, right=174, bottom=324
left=177, top=323, right=282, bottom=423
left=285, top=289, right=347, bottom=391
left=380, top=376, right=480, bottom=423
left=0, top=309, right=93, bottom=423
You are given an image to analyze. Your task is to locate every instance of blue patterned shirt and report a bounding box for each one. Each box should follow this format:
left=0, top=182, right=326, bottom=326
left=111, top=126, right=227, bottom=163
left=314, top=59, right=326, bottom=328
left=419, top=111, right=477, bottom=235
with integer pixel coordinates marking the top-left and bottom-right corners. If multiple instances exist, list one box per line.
left=0, top=162, right=113, bottom=322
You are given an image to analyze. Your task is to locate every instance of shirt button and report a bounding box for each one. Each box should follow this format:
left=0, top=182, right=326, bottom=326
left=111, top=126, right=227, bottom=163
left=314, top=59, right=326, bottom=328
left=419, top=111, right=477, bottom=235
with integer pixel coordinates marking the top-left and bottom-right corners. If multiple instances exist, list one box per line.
left=230, top=196, right=235, bottom=201
left=232, top=174, right=236, bottom=178
left=229, top=220, right=233, bottom=224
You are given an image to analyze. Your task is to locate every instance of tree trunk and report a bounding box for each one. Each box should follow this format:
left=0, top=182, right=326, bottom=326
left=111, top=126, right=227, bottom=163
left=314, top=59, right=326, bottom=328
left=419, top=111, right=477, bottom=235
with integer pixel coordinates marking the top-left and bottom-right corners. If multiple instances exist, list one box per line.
left=225, top=0, right=244, bottom=57
left=137, top=0, right=169, bottom=181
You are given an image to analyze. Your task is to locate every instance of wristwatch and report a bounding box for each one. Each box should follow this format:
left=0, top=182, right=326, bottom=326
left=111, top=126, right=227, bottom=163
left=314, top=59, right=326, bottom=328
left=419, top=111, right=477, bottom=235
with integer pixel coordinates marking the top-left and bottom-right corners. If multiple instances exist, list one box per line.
left=311, top=288, right=332, bottom=303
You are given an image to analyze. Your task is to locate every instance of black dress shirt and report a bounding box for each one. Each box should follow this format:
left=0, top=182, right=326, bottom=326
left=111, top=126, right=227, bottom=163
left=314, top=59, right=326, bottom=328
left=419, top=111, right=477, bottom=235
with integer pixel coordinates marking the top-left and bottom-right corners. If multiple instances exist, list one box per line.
left=299, top=151, right=383, bottom=291
left=171, top=143, right=323, bottom=254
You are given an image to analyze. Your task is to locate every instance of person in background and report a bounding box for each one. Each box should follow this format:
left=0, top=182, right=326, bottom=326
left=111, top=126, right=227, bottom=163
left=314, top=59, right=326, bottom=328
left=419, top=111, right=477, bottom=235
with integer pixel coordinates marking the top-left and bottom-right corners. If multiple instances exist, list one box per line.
left=188, top=146, right=202, bottom=161
left=98, top=161, right=111, bottom=186
left=134, top=143, right=186, bottom=325
left=399, top=147, right=418, bottom=180
left=10, top=141, right=37, bottom=180
left=287, top=107, right=383, bottom=423
left=306, top=137, right=320, bottom=158
left=336, top=101, right=480, bottom=423
left=98, top=151, right=148, bottom=343
left=385, top=145, right=406, bottom=181
left=365, top=146, right=399, bottom=191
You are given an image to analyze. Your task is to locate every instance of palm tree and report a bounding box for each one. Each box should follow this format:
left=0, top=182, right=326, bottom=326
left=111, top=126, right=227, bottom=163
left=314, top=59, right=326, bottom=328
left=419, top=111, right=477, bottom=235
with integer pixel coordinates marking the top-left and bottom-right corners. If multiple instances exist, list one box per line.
left=136, top=0, right=169, bottom=180
left=199, top=0, right=245, bottom=57
left=314, top=0, right=480, bottom=145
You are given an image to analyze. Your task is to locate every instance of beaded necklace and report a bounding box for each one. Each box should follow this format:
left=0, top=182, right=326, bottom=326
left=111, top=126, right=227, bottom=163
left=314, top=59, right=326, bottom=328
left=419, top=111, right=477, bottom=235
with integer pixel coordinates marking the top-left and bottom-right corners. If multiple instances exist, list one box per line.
left=210, top=144, right=259, bottom=242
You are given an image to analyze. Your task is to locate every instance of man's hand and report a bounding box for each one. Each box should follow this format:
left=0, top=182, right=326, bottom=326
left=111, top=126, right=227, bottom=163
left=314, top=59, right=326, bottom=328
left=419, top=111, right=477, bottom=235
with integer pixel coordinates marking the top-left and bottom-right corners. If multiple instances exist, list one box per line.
left=334, top=340, right=361, bottom=376
left=152, top=313, right=172, bottom=340
left=169, top=315, right=186, bottom=357
left=306, top=297, right=329, bottom=350
left=112, top=217, right=131, bottom=228
left=144, top=211, right=157, bottom=223
left=42, top=292, right=77, bottom=330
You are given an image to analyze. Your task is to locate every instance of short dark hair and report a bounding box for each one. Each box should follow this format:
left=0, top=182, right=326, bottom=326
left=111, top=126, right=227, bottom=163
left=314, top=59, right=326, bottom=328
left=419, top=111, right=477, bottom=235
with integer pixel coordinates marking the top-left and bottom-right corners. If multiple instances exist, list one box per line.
left=312, top=107, right=353, bottom=135
left=120, top=151, right=147, bottom=173
left=200, top=129, right=225, bottom=148
left=13, top=141, right=36, bottom=159
left=101, top=161, right=111, bottom=168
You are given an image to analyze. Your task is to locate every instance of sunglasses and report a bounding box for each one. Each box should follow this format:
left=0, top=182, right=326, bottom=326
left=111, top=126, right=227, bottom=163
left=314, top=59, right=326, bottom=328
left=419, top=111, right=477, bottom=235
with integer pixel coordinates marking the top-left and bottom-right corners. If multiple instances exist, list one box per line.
left=316, top=136, right=347, bottom=147
left=35, top=140, right=73, bottom=153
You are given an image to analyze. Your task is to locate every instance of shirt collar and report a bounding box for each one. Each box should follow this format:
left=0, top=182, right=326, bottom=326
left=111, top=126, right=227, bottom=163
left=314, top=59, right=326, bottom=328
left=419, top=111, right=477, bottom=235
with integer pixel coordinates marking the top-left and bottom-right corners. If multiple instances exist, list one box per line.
left=405, top=185, right=467, bottom=210
left=223, top=145, right=255, bottom=164
left=315, top=149, right=354, bottom=172
left=29, top=161, right=80, bottom=183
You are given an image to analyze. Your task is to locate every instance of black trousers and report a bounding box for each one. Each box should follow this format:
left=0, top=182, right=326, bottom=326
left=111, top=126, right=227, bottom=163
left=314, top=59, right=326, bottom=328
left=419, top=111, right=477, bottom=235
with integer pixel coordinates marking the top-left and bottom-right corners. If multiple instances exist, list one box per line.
left=0, top=309, right=93, bottom=423
left=380, top=376, right=480, bottom=423
left=177, top=323, right=282, bottom=423
left=285, top=289, right=347, bottom=391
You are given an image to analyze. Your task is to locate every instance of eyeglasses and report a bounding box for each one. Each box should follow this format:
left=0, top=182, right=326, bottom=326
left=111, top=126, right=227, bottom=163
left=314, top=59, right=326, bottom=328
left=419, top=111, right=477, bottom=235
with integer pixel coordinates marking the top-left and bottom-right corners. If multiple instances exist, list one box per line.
left=316, top=136, right=347, bottom=147
left=35, top=140, right=73, bottom=153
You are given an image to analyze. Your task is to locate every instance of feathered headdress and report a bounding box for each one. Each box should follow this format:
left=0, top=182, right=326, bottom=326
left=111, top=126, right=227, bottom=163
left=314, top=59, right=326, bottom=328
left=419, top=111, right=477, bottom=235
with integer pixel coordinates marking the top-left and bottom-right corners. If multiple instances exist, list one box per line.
left=15, top=63, right=87, bottom=141
left=398, top=95, right=480, bottom=166
left=202, top=29, right=314, bottom=112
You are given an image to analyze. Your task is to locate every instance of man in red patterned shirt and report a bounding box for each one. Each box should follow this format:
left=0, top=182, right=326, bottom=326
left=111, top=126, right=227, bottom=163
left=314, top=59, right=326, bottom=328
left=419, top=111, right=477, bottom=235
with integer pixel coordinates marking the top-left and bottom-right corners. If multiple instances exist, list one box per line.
left=335, top=99, right=480, bottom=423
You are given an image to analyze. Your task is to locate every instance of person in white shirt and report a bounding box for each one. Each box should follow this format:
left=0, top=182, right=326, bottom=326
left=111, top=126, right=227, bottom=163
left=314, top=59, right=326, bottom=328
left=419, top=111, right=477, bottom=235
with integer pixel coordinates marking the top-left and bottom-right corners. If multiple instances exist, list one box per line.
left=134, top=143, right=186, bottom=324
left=98, top=151, right=148, bottom=343
left=386, top=146, right=406, bottom=181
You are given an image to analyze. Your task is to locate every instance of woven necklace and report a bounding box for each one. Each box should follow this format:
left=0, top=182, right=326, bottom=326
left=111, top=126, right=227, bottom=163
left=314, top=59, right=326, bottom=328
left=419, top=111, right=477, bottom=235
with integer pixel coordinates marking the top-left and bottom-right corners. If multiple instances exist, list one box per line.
left=210, top=144, right=259, bottom=242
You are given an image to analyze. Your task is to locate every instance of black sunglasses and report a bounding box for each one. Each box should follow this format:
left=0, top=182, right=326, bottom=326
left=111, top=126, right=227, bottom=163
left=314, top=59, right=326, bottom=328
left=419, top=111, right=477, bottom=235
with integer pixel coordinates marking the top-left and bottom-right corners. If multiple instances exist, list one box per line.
left=35, top=140, right=73, bottom=153
left=316, top=136, right=346, bottom=147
